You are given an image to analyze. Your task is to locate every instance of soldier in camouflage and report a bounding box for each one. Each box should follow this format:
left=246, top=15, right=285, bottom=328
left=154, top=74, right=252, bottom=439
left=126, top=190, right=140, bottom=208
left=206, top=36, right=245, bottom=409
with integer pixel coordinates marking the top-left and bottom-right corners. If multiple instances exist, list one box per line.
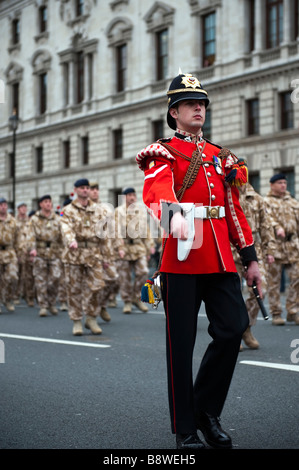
left=0, top=197, right=18, bottom=313
left=115, top=187, right=155, bottom=314
left=264, top=174, right=299, bottom=325
left=27, top=195, right=63, bottom=317
left=89, top=182, right=119, bottom=322
left=60, top=179, right=110, bottom=336
left=14, top=202, right=28, bottom=304
left=232, top=183, right=276, bottom=348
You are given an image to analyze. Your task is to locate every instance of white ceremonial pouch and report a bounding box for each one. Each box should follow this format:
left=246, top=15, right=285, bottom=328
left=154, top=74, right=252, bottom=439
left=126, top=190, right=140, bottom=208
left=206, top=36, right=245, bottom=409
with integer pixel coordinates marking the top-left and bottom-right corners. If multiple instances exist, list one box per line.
left=177, top=203, right=195, bottom=261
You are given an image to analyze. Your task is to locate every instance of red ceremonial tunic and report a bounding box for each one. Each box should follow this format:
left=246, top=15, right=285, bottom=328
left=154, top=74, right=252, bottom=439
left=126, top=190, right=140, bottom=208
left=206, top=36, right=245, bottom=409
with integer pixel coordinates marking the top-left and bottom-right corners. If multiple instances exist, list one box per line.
left=136, top=134, right=254, bottom=275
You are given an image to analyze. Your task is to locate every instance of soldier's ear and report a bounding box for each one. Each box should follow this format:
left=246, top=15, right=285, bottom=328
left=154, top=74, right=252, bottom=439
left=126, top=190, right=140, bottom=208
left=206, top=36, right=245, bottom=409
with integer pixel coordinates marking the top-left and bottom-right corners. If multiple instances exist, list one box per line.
left=169, top=107, right=178, bottom=120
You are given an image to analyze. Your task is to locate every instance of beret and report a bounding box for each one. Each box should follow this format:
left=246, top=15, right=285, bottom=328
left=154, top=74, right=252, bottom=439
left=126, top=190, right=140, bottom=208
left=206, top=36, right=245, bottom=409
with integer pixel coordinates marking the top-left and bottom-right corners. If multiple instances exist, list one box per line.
left=122, top=187, right=136, bottom=195
left=74, top=178, right=90, bottom=188
left=17, top=202, right=27, bottom=208
left=89, top=182, right=99, bottom=189
left=269, top=173, right=286, bottom=183
left=0, top=197, right=7, bottom=204
left=38, top=194, right=51, bottom=204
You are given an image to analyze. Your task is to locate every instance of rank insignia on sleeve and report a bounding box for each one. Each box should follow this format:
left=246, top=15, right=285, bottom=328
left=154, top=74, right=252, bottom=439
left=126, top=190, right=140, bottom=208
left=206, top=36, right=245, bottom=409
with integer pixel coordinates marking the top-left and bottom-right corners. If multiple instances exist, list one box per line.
left=149, top=160, right=155, bottom=169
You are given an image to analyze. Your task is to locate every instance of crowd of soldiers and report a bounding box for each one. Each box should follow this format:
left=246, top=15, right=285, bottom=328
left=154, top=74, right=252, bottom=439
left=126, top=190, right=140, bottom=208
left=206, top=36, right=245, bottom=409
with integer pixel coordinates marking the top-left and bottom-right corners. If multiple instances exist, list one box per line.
left=0, top=180, right=156, bottom=336
left=0, top=173, right=298, bottom=341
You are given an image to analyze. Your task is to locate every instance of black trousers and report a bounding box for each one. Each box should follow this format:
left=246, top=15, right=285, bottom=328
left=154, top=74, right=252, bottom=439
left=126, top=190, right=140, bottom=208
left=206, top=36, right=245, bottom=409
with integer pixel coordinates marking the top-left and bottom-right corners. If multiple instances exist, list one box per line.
left=161, top=272, right=249, bottom=435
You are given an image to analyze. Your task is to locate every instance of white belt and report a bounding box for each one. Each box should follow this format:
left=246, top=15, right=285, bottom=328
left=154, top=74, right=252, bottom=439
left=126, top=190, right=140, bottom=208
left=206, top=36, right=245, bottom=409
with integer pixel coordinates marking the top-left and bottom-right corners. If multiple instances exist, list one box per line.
left=177, top=203, right=225, bottom=262
left=194, top=205, right=225, bottom=219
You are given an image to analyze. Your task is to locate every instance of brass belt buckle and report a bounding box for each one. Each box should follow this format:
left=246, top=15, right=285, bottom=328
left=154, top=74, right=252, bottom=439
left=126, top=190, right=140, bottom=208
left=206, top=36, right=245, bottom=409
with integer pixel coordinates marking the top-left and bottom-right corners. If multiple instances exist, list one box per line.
left=206, top=206, right=219, bottom=218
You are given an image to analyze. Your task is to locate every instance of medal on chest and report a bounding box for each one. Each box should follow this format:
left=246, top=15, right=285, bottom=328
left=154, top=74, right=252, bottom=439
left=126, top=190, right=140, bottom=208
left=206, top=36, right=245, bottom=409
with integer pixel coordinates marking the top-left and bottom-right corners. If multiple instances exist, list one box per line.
left=213, top=155, right=223, bottom=175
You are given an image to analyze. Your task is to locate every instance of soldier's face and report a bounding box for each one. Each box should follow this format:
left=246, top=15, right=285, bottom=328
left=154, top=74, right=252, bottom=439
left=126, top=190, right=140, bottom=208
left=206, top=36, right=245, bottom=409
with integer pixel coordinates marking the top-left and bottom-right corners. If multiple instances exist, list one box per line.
left=169, top=100, right=206, bottom=134
left=0, top=202, right=8, bottom=216
left=271, top=179, right=287, bottom=196
left=39, top=199, right=52, bottom=212
left=125, top=192, right=137, bottom=206
left=90, top=187, right=99, bottom=201
left=75, top=185, right=90, bottom=199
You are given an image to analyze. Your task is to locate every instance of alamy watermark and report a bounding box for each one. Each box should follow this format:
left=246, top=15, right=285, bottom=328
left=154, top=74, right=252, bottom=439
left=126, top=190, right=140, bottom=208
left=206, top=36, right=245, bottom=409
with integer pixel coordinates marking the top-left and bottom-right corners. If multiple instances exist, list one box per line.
left=290, top=339, right=299, bottom=364
left=291, top=79, right=299, bottom=103
left=0, top=339, right=4, bottom=363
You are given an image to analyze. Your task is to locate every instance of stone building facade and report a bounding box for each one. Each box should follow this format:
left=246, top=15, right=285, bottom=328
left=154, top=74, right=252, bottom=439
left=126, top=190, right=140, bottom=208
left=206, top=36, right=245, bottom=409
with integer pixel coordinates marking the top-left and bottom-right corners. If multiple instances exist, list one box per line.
left=0, top=0, right=298, bottom=211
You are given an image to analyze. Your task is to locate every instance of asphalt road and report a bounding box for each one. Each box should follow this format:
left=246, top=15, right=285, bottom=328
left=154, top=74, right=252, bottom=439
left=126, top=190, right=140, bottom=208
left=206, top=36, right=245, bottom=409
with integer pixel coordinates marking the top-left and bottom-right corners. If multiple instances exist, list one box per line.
left=0, top=293, right=298, bottom=453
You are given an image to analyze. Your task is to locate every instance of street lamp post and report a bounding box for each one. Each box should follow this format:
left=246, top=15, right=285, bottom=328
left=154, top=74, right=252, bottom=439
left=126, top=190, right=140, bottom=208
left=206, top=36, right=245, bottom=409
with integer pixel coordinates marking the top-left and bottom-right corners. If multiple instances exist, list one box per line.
left=9, top=110, right=19, bottom=215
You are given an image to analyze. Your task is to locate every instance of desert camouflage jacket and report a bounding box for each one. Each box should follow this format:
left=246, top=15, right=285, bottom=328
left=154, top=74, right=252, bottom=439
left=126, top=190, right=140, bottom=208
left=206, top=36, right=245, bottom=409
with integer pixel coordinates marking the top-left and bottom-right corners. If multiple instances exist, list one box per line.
left=264, top=190, right=299, bottom=263
left=60, top=198, right=110, bottom=266
left=238, top=184, right=276, bottom=260
left=27, top=210, right=63, bottom=260
left=0, top=213, right=18, bottom=264
left=115, top=203, right=154, bottom=261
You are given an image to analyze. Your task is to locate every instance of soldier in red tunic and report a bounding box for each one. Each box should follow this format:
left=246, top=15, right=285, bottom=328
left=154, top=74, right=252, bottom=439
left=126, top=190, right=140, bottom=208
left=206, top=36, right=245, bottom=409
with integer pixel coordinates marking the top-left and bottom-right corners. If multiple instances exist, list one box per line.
left=136, top=73, right=262, bottom=449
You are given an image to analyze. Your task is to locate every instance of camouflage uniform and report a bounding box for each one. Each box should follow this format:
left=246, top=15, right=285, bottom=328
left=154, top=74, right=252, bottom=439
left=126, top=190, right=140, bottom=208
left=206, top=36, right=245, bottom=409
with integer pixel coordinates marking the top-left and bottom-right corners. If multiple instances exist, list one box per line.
left=264, top=190, right=299, bottom=324
left=232, top=184, right=276, bottom=347
left=15, top=215, right=28, bottom=302
left=27, top=210, right=63, bottom=314
left=0, top=213, right=18, bottom=311
left=60, top=198, right=109, bottom=324
left=95, top=201, right=119, bottom=321
left=17, top=217, right=36, bottom=306
left=115, top=202, right=154, bottom=312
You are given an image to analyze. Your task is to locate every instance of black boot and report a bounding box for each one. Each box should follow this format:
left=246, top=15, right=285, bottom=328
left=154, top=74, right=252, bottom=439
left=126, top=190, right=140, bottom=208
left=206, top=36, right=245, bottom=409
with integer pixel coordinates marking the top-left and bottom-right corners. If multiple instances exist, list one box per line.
left=196, top=411, right=232, bottom=449
left=176, top=432, right=206, bottom=449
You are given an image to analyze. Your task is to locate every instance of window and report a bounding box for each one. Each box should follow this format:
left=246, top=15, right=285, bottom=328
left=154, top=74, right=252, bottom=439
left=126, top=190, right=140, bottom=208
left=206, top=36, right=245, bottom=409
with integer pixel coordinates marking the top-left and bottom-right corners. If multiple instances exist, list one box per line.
left=152, top=120, right=164, bottom=141
left=247, top=98, right=259, bottom=135
left=39, top=73, right=47, bottom=114
left=248, top=0, right=255, bottom=52
left=249, top=172, right=260, bottom=193
left=266, top=0, right=283, bottom=48
left=63, top=140, right=70, bottom=168
left=12, top=19, right=20, bottom=45
left=116, top=44, right=127, bottom=93
left=280, top=91, right=294, bottom=129
left=113, top=129, right=123, bottom=160
left=63, top=63, right=69, bottom=106
left=76, top=0, right=84, bottom=17
left=202, top=12, right=216, bottom=67
left=39, top=6, right=47, bottom=33
left=36, top=146, right=43, bottom=173
left=294, top=0, right=299, bottom=40
left=82, top=136, right=89, bottom=165
left=12, top=83, right=19, bottom=115
left=156, top=30, right=168, bottom=80
left=203, top=108, right=211, bottom=140
left=76, top=52, right=84, bottom=104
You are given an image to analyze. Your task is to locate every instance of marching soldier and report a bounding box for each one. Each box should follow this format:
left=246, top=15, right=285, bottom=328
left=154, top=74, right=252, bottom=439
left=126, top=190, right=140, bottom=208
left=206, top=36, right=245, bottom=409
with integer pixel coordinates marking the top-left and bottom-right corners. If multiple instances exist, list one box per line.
left=115, top=187, right=155, bottom=314
left=27, top=195, right=63, bottom=317
left=15, top=202, right=28, bottom=304
left=264, top=174, right=299, bottom=325
left=89, top=182, right=119, bottom=322
left=0, top=197, right=18, bottom=312
left=232, top=183, right=276, bottom=348
left=60, top=178, right=109, bottom=336
left=136, top=72, right=261, bottom=449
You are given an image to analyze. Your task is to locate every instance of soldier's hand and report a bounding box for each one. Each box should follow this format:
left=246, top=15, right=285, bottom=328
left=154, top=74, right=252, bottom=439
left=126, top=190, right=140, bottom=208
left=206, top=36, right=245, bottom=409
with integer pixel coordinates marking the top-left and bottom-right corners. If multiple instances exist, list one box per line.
left=276, top=227, right=285, bottom=239
left=170, top=212, right=188, bottom=240
left=29, top=249, right=37, bottom=258
left=266, top=254, right=275, bottom=264
left=245, top=261, right=263, bottom=298
left=69, top=240, right=78, bottom=250
left=118, top=248, right=125, bottom=258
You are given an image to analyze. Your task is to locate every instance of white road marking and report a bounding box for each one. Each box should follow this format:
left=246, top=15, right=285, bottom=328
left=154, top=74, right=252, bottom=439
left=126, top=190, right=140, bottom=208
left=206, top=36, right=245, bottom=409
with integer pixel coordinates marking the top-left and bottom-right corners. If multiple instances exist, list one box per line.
left=240, top=360, right=299, bottom=372
left=0, top=333, right=110, bottom=348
